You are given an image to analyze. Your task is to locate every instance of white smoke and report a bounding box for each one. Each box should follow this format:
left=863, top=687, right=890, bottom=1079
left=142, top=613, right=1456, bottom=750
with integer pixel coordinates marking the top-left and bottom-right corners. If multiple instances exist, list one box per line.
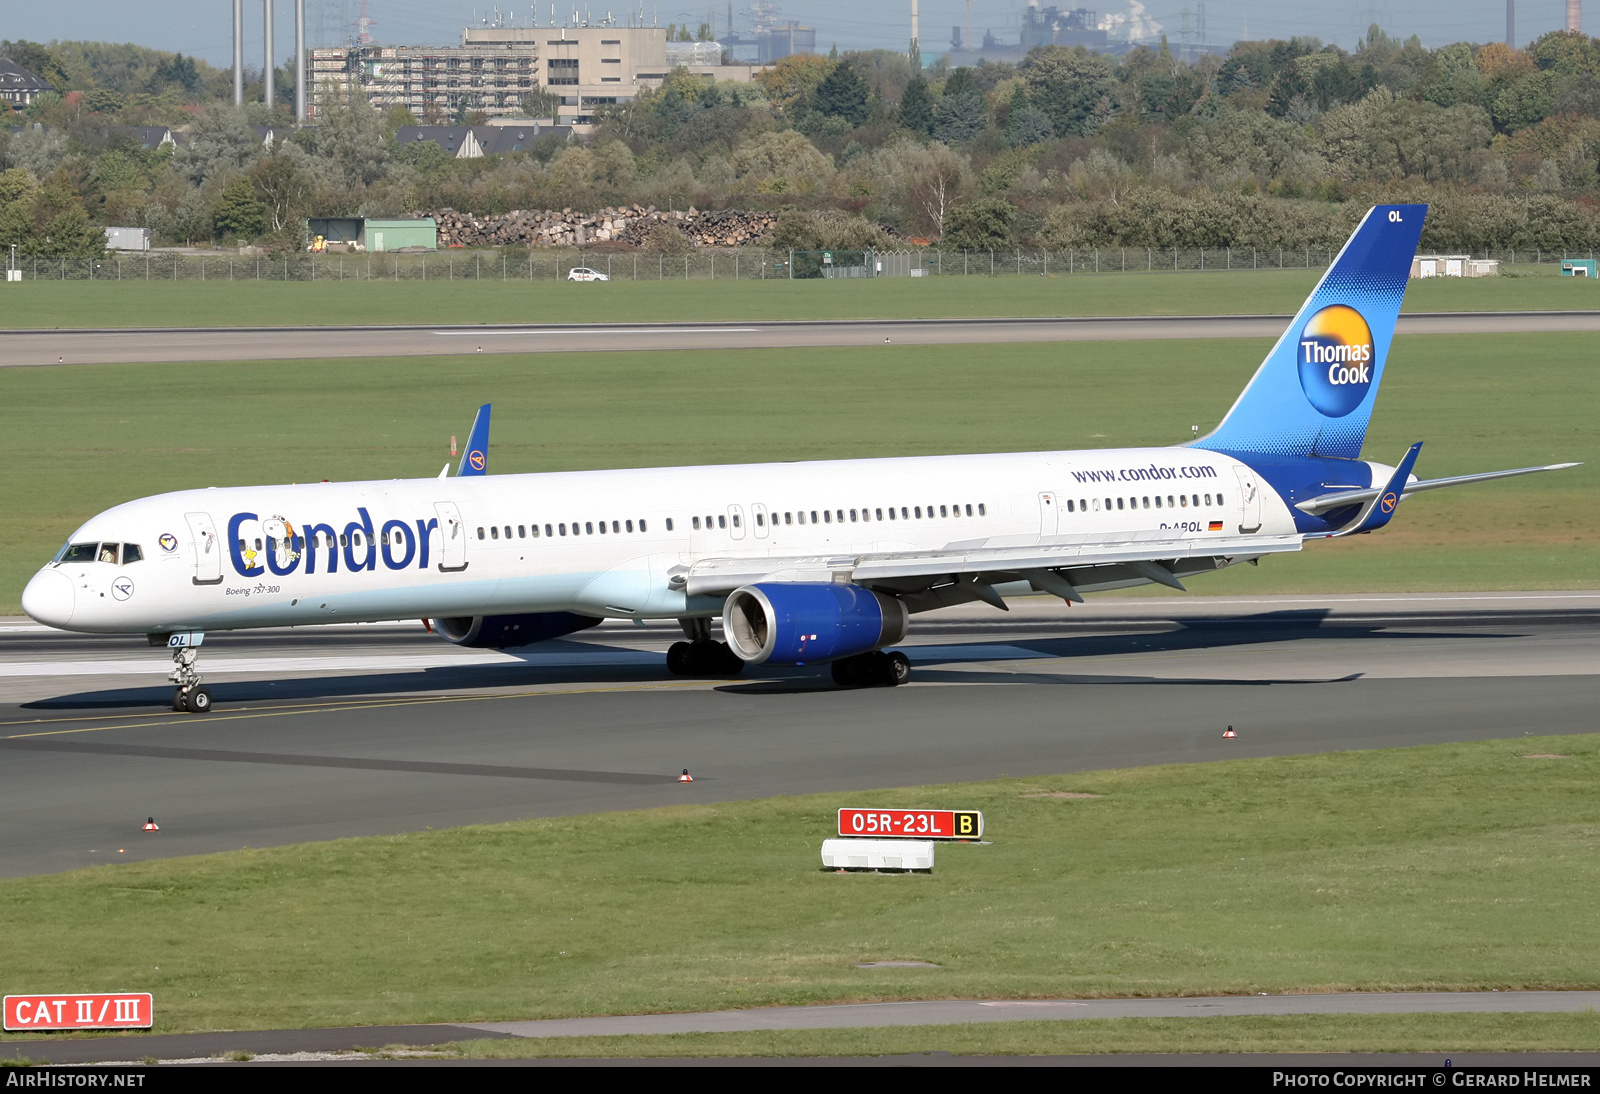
left=1098, top=2, right=1163, bottom=43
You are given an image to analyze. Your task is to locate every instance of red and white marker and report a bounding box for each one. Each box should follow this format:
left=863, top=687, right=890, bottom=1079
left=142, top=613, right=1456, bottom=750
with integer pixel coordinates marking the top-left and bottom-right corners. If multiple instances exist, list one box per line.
left=1222, top=727, right=1237, bottom=740
left=142, top=817, right=159, bottom=832
left=678, top=769, right=694, bottom=783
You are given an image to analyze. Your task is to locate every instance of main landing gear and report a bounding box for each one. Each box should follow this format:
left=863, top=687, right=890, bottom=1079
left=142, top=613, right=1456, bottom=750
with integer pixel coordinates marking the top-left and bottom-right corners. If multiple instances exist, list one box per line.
left=666, top=617, right=745, bottom=678
left=830, top=650, right=912, bottom=688
left=167, top=638, right=213, bottom=714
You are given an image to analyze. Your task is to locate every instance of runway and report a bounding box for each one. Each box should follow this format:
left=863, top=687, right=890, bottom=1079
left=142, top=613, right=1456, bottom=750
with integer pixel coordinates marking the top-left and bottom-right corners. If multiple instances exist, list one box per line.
left=0, top=591, right=1595, bottom=878
left=4, top=311, right=1598, bottom=366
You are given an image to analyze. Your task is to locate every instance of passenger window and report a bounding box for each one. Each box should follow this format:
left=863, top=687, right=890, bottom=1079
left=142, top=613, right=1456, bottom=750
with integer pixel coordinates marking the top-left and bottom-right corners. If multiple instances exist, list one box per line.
left=532, top=525, right=541, bottom=538
left=612, top=521, right=620, bottom=533
left=559, top=523, right=567, bottom=536
left=1217, top=492, right=1225, bottom=505
left=477, top=528, right=485, bottom=540
left=341, top=533, right=350, bottom=546
left=732, top=514, right=741, bottom=528
left=598, top=522, right=607, bottom=535
left=850, top=509, right=857, bottom=522
left=810, top=511, right=818, bottom=524
left=693, top=516, right=701, bottom=530
left=626, top=520, right=634, bottom=532
left=545, top=524, right=553, bottom=537
left=586, top=522, right=594, bottom=534
left=1180, top=495, right=1187, bottom=507
left=785, top=512, right=792, bottom=525
left=902, top=507, right=910, bottom=519
left=1153, top=497, right=1161, bottom=509
left=824, top=510, right=832, bottom=523
left=61, top=543, right=97, bottom=564
left=100, top=543, right=119, bottom=564
left=836, top=510, right=844, bottom=522
left=718, top=515, right=726, bottom=529
left=756, top=513, right=764, bottom=526
left=1116, top=499, right=1124, bottom=511
left=122, top=543, right=143, bottom=563
left=1142, top=498, right=1149, bottom=509
left=1066, top=500, right=1075, bottom=513
left=1204, top=494, right=1212, bottom=506
left=1167, top=496, right=1175, bottom=507
left=914, top=506, right=922, bottom=518
left=490, top=527, right=499, bottom=540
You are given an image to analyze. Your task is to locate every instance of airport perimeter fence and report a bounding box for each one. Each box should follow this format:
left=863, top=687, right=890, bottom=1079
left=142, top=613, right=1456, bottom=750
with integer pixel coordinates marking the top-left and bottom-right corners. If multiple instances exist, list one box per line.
left=7, top=245, right=1591, bottom=283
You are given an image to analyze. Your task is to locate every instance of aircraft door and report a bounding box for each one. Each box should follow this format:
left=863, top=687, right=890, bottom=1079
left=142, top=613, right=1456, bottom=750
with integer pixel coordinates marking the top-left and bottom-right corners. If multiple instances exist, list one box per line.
left=1038, top=492, right=1059, bottom=537
left=185, top=512, right=223, bottom=585
left=434, top=501, right=469, bottom=571
left=1233, top=467, right=1262, bottom=533
left=727, top=504, right=746, bottom=541
left=751, top=503, right=770, bottom=539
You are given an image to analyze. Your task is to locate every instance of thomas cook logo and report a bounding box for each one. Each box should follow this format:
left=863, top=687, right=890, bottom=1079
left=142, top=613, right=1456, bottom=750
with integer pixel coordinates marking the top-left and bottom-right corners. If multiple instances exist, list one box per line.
left=1297, top=304, right=1375, bottom=418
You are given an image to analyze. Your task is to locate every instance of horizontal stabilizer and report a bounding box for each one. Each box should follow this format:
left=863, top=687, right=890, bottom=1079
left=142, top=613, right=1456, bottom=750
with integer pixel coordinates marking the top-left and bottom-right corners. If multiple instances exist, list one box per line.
left=1296, top=461, right=1582, bottom=516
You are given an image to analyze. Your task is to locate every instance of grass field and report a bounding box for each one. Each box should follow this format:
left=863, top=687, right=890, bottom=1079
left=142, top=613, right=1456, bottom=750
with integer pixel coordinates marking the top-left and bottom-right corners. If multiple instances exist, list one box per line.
left=0, top=733, right=1597, bottom=1044
left=2, top=332, right=1592, bottom=612
left=0, top=266, right=1594, bottom=329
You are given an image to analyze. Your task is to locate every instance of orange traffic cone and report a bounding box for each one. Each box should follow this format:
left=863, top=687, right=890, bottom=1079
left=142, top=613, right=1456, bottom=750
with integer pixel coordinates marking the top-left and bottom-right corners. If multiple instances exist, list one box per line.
left=142, top=817, right=159, bottom=831
left=1222, top=726, right=1237, bottom=740
left=678, top=769, right=694, bottom=783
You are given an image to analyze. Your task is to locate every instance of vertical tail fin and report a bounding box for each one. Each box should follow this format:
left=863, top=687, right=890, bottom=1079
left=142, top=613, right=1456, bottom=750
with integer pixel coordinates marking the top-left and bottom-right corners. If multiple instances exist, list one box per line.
left=455, top=404, right=491, bottom=477
left=1192, top=204, right=1426, bottom=460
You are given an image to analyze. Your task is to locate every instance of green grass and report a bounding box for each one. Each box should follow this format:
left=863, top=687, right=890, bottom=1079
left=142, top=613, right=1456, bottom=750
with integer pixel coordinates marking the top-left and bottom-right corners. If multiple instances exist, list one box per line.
left=2, top=734, right=1599, bottom=1040
left=439, top=1014, right=1600, bottom=1058
left=0, top=265, right=1594, bottom=329
left=2, top=332, right=1592, bottom=612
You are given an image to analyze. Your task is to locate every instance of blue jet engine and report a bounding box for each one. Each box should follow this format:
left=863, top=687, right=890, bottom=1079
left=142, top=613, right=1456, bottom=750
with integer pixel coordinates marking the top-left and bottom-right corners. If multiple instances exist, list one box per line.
left=722, top=583, right=909, bottom=665
left=431, top=612, right=601, bottom=649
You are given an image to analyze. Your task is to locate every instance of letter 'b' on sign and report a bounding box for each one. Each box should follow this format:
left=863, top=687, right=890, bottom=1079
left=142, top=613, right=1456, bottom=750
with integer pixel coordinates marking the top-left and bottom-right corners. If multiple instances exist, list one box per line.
left=4, top=993, right=153, bottom=1030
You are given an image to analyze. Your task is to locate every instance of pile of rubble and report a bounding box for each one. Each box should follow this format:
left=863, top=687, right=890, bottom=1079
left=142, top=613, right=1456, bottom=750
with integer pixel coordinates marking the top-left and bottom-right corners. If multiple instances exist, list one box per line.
left=417, top=206, right=780, bottom=249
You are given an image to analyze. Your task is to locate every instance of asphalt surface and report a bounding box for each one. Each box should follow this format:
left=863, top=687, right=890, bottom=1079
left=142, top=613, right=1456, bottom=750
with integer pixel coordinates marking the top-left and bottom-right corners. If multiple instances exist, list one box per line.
left=7, top=992, right=1600, bottom=1063
left=5, top=311, right=1599, bottom=366
left=0, top=591, right=1595, bottom=878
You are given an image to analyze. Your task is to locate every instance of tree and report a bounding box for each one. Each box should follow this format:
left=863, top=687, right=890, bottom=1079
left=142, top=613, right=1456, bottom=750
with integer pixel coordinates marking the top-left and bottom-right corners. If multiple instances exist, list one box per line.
left=755, top=53, right=835, bottom=117
left=941, top=196, right=1015, bottom=251
left=900, top=73, right=934, bottom=135
left=1003, top=84, right=1052, bottom=146
left=176, top=105, right=264, bottom=185
left=308, top=85, right=391, bottom=188
left=521, top=88, right=561, bottom=119
left=249, top=149, right=314, bottom=233
left=212, top=175, right=266, bottom=239
left=813, top=61, right=871, bottom=127
left=1024, top=45, right=1118, bottom=136
left=933, top=89, right=987, bottom=143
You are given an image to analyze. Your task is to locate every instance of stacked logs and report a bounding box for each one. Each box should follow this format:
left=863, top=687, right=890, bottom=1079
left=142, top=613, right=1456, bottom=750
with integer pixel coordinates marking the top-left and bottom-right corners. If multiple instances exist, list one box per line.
left=416, top=206, right=779, bottom=249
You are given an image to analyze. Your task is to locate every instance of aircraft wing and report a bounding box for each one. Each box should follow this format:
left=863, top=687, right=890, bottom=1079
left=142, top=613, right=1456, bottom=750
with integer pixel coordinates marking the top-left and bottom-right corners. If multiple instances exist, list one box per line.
left=1295, top=461, right=1581, bottom=516
left=679, top=530, right=1305, bottom=606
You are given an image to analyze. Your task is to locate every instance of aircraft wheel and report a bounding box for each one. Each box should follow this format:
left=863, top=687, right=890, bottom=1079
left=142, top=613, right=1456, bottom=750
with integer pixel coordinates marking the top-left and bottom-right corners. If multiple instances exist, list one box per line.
left=184, top=686, right=213, bottom=714
left=709, top=641, right=745, bottom=676
left=666, top=641, right=692, bottom=676
left=171, top=688, right=188, bottom=712
left=882, top=651, right=911, bottom=687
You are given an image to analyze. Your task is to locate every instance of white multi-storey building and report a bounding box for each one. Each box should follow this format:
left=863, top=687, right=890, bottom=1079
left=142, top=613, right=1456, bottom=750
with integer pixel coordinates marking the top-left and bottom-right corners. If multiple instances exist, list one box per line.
left=311, top=25, right=671, bottom=125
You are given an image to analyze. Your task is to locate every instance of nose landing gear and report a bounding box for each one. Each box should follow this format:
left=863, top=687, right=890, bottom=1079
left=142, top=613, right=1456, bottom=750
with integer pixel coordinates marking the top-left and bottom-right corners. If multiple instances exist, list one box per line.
left=158, top=631, right=214, bottom=713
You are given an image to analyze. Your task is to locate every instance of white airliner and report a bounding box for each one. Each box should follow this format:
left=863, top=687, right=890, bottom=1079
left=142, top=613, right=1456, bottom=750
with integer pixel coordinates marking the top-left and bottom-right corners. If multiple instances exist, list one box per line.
left=21, top=204, right=1577, bottom=712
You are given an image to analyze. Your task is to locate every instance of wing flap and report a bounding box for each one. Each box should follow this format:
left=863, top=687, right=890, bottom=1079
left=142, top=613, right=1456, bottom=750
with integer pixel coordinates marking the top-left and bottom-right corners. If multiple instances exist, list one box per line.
left=683, top=533, right=1304, bottom=597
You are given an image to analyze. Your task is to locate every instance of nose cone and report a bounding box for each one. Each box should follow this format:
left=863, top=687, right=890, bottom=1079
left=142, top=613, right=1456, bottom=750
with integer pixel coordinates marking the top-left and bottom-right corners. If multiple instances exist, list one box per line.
left=21, top=569, right=74, bottom=628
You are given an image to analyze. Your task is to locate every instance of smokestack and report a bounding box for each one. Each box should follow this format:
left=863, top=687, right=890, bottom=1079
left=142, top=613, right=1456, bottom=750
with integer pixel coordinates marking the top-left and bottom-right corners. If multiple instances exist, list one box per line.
left=1569, top=0, right=1582, bottom=32
left=264, top=0, right=274, bottom=107
left=912, top=0, right=919, bottom=50
left=233, top=0, right=244, bottom=105
left=294, top=0, right=305, bottom=122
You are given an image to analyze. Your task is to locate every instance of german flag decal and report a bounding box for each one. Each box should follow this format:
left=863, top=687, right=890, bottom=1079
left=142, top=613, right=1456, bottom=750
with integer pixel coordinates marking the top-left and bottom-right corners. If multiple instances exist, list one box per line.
left=1209, top=520, right=1224, bottom=531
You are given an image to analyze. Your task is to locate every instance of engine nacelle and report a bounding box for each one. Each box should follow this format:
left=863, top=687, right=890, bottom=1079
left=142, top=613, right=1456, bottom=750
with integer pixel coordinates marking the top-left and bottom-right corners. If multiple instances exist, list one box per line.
left=723, top=583, right=909, bottom=665
left=429, top=612, right=601, bottom=649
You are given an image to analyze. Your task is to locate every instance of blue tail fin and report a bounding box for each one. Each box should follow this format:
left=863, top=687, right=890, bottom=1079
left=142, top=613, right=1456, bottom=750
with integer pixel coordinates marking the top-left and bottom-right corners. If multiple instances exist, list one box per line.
left=1192, top=204, right=1426, bottom=460
left=456, top=404, right=491, bottom=477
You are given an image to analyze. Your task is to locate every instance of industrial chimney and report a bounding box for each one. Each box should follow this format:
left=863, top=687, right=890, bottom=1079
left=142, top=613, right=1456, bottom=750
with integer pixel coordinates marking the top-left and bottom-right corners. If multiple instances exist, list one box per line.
left=233, top=0, right=244, bottom=105
left=1569, top=0, right=1582, bottom=32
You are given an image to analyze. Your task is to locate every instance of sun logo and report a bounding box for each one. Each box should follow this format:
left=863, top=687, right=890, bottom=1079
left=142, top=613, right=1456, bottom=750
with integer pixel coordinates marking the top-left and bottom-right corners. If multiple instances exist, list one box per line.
left=1297, top=305, right=1375, bottom=418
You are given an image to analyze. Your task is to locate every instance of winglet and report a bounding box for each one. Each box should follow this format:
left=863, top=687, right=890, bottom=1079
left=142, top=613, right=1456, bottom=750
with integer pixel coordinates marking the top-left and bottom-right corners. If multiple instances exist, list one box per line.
left=455, top=404, right=491, bottom=477
left=1343, top=442, right=1423, bottom=535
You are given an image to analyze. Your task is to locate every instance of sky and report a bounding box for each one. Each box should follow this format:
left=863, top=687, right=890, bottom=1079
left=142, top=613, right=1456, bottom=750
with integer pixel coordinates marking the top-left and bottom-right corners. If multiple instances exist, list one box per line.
left=0, top=1, right=1572, bottom=69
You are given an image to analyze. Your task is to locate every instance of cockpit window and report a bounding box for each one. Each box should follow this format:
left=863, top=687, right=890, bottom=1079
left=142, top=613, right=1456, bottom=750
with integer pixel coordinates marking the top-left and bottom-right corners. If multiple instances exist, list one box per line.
left=99, top=544, right=119, bottom=564
left=122, top=544, right=143, bottom=564
left=59, top=543, right=98, bottom=564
